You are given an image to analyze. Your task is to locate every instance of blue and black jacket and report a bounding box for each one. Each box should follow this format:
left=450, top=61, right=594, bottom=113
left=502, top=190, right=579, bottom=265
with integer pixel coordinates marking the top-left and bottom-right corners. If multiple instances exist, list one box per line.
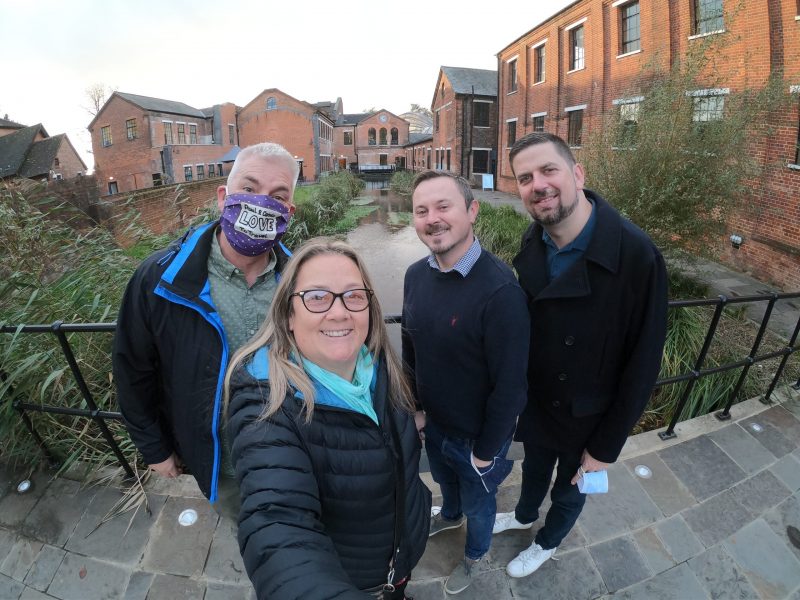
left=112, top=221, right=290, bottom=502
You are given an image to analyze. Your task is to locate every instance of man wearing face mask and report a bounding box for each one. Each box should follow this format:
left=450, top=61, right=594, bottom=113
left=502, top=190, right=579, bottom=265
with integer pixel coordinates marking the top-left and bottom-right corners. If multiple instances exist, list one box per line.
left=113, top=142, right=298, bottom=516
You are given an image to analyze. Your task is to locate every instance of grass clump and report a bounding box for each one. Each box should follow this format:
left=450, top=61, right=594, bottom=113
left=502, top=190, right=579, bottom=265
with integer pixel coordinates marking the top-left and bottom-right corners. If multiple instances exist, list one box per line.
left=473, top=202, right=530, bottom=265
left=0, top=185, right=138, bottom=473
left=283, top=172, right=366, bottom=247
left=389, top=171, right=415, bottom=196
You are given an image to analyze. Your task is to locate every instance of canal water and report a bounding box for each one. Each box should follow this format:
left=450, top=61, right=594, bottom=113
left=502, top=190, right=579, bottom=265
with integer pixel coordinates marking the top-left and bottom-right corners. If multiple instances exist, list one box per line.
left=345, top=186, right=428, bottom=352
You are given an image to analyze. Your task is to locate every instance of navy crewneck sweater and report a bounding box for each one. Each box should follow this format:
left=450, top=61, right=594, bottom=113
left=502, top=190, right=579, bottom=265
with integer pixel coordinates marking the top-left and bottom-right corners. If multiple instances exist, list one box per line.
left=401, top=250, right=530, bottom=460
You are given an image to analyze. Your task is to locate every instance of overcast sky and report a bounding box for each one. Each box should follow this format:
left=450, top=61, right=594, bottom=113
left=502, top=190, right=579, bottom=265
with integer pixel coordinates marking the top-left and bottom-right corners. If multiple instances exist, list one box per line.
left=1, top=0, right=573, bottom=172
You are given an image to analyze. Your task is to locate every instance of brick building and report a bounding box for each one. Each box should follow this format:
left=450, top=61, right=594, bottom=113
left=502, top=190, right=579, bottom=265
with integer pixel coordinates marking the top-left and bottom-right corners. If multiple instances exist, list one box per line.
left=238, top=89, right=337, bottom=182
left=404, top=133, right=434, bottom=172
left=0, top=123, right=87, bottom=182
left=430, top=66, right=498, bottom=183
left=88, top=92, right=238, bottom=195
left=496, top=0, right=800, bottom=290
left=333, top=109, right=410, bottom=172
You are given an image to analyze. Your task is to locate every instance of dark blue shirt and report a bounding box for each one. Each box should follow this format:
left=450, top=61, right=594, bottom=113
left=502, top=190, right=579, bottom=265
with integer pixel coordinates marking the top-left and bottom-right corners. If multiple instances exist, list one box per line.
left=542, top=199, right=596, bottom=283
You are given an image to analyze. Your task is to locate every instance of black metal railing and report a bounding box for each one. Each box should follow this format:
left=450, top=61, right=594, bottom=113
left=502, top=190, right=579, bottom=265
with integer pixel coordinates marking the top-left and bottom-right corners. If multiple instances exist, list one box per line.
left=2, top=292, right=799, bottom=475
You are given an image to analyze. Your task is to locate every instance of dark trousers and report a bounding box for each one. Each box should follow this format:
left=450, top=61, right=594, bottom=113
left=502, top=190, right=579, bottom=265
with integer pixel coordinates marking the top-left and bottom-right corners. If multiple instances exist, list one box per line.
left=514, top=440, right=586, bottom=550
left=425, top=420, right=513, bottom=560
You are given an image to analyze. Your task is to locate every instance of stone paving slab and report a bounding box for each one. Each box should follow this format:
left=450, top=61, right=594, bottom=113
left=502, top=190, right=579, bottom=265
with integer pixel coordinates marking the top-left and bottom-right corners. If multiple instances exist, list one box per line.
left=623, top=453, right=695, bottom=517
left=64, top=488, right=166, bottom=564
left=0, top=572, right=25, bottom=600
left=588, top=536, right=651, bottom=592
left=0, top=528, right=19, bottom=566
left=578, top=464, right=662, bottom=543
left=740, top=415, right=795, bottom=458
left=21, top=479, right=93, bottom=547
left=20, top=587, right=54, bottom=599
left=441, top=566, right=510, bottom=600
left=763, top=494, right=800, bottom=565
left=0, top=472, right=52, bottom=529
left=203, top=517, right=247, bottom=584
left=724, top=518, right=800, bottom=599
left=611, top=563, right=709, bottom=599
left=405, top=578, right=445, bottom=600
left=682, top=489, right=753, bottom=548
left=122, top=571, right=153, bottom=600
left=141, top=496, right=218, bottom=578
left=770, top=454, right=800, bottom=493
left=509, top=547, right=606, bottom=600
left=688, top=544, right=759, bottom=600
left=659, top=435, right=746, bottom=502
left=654, top=515, right=704, bottom=564
left=22, top=545, right=64, bottom=592
left=707, top=423, right=775, bottom=474
left=730, top=469, right=791, bottom=516
left=144, top=573, right=205, bottom=600
left=632, top=528, right=674, bottom=575
left=204, top=580, right=255, bottom=600
left=1, top=537, right=43, bottom=582
left=758, top=406, right=800, bottom=445
left=47, top=552, right=130, bottom=600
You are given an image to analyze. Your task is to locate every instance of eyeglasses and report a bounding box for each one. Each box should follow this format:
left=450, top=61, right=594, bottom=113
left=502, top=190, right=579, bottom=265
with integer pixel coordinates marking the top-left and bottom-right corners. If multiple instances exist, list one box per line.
left=290, top=288, right=374, bottom=313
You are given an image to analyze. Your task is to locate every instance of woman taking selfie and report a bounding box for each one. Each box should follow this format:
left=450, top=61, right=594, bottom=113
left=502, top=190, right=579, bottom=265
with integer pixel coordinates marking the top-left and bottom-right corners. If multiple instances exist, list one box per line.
left=225, top=237, right=431, bottom=599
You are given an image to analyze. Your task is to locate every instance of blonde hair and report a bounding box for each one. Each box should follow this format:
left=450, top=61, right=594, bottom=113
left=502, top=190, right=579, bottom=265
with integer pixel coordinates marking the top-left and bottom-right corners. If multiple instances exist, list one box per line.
left=224, top=237, right=414, bottom=421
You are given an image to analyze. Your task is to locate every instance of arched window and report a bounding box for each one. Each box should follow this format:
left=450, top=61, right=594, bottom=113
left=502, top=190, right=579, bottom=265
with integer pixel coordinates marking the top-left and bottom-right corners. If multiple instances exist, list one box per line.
left=379, top=128, right=387, bottom=145
left=368, top=128, right=376, bottom=145
left=266, top=97, right=277, bottom=111
left=390, top=127, right=399, bottom=145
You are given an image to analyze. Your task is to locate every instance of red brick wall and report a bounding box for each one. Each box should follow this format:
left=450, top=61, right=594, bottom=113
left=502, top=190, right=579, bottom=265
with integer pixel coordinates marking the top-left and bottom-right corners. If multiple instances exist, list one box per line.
left=102, top=177, right=224, bottom=246
left=238, top=89, right=319, bottom=180
left=496, top=0, right=800, bottom=290
left=53, top=136, right=88, bottom=179
left=352, top=111, right=410, bottom=167
left=90, top=95, right=237, bottom=195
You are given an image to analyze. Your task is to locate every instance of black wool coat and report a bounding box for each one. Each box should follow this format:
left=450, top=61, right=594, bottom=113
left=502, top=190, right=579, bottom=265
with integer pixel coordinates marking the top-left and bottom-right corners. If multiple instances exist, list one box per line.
left=512, top=190, right=668, bottom=463
left=228, top=355, right=431, bottom=600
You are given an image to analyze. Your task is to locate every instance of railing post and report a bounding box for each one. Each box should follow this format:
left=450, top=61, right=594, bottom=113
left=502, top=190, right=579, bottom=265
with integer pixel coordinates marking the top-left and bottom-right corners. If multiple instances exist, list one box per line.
left=50, top=320, right=135, bottom=478
left=764, top=308, right=800, bottom=400
left=717, top=294, right=777, bottom=419
left=14, top=403, right=61, bottom=467
left=659, top=296, right=727, bottom=440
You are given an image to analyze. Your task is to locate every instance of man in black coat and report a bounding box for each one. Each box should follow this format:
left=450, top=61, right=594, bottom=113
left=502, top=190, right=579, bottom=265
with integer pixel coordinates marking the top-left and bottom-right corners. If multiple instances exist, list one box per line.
left=493, top=133, right=668, bottom=578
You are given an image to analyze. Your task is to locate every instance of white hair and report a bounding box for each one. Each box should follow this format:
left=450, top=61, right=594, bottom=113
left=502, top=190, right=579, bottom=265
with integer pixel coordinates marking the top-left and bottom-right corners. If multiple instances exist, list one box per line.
left=227, top=142, right=300, bottom=190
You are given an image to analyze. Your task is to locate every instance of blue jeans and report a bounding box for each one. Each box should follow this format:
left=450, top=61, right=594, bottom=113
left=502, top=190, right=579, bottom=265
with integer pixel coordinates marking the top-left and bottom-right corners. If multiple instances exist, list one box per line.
left=425, top=421, right=514, bottom=560
left=514, top=441, right=586, bottom=550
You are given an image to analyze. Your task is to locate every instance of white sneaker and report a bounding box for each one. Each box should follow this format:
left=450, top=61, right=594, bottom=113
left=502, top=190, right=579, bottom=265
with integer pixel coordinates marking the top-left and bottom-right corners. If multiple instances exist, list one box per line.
left=506, top=542, right=556, bottom=578
left=493, top=511, right=533, bottom=535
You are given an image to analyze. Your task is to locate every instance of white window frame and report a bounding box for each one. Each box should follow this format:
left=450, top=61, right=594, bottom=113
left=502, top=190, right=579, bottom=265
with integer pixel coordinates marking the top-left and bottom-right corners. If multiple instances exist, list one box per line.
left=506, top=55, right=519, bottom=95
left=531, top=39, right=547, bottom=85
left=566, top=19, right=587, bottom=73
left=505, top=117, right=518, bottom=148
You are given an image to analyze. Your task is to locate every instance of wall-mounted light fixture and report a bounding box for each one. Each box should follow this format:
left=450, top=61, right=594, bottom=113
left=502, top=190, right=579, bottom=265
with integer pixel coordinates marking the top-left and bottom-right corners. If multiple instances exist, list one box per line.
left=729, top=234, right=743, bottom=249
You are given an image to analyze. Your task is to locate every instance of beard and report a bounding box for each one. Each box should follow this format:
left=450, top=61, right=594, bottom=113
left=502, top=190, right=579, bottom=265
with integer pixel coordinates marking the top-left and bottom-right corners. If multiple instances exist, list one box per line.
left=532, top=189, right=579, bottom=226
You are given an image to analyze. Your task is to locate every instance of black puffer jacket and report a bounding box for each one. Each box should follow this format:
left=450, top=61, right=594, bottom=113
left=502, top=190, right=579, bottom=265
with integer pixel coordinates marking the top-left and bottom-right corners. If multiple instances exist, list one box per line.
left=228, top=350, right=431, bottom=600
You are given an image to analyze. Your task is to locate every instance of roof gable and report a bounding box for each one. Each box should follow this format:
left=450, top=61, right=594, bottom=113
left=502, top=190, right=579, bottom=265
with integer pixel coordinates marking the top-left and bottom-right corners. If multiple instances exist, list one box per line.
left=0, top=124, right=45, bottom=178
left=19, top=135, right=63, bottom=178
left=440, top=66, right=497, bottom=97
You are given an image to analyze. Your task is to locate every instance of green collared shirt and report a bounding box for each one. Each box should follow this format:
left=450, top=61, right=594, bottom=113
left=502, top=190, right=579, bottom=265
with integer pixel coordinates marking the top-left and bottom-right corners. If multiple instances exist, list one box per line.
left=207, top=229, right=278, bottom=356
left=207, top=229, right=278, bottom=479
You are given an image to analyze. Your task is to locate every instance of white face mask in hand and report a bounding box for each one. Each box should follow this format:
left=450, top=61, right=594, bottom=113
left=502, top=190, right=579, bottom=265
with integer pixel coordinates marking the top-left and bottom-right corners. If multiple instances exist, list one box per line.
left=577, top=469, right=609, bottom=494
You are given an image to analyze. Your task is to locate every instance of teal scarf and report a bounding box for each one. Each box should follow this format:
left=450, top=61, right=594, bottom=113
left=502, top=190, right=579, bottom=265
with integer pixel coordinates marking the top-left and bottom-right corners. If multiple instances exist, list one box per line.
left=301, top=346, right=378, bottom=424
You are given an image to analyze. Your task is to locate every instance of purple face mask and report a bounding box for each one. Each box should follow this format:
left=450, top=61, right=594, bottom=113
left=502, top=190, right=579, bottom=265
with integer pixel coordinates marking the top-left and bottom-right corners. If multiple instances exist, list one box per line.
left=220, top=193, right=292, bottom=257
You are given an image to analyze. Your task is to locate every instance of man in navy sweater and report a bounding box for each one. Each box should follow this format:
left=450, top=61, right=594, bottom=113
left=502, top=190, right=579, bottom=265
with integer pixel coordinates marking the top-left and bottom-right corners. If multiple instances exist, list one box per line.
left=402, top=171, right=530, bottom=595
